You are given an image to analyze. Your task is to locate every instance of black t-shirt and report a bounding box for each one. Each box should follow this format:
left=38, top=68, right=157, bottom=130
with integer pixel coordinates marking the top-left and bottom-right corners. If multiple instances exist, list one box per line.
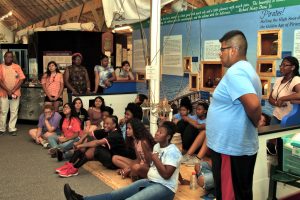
left=102, top=130, right=128, bottom=157
left=93, top=129, right=108, bottom=140
left=76, top=108, right=89, bottom=130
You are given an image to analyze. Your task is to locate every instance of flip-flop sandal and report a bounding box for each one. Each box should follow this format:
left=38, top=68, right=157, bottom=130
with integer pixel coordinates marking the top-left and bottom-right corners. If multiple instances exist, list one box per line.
left=121, top=168, right=131, bottom=179
left=116, top=169, right=122, bottom=175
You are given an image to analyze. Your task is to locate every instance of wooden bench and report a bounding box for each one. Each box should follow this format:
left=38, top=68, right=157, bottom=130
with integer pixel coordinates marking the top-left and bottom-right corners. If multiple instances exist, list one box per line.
left=83, top=161, right=206, bottom=200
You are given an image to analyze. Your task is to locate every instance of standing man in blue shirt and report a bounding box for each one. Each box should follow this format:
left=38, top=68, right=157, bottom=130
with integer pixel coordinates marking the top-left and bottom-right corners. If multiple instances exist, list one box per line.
left=206, top=30, right=262, bottom=200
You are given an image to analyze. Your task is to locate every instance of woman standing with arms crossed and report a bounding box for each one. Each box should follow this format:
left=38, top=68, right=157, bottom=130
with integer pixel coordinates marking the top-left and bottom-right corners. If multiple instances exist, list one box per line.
left=269, top=56, right=300, bottom=124
left=41, top=61, right=64, bottom=112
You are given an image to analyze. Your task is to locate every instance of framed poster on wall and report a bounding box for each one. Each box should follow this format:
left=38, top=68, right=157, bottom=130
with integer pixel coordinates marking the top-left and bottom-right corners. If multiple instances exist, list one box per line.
left=43, top=51, right=72, bottom=73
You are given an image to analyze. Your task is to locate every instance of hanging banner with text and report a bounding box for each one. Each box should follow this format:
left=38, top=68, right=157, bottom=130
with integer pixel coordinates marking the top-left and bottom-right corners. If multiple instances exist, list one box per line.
left=133, top=0, right=300, bottom=28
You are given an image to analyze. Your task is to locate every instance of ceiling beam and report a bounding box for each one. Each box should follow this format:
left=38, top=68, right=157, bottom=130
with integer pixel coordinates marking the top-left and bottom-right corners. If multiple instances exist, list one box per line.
left=1, top=0, right=30, bottom=27
left=76, top=4, right=85, bottom=22
left=11, top=0, right=44, bottom=22
left=90, top=5, right=104, bottom=31
left=21, top=0, right=101, bottom=30
left=38, top=0, right=58, bottom=16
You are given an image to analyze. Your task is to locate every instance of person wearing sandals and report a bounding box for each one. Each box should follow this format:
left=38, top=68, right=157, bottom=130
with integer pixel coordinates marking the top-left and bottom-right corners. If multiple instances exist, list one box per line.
left=112, top=118, right=156, bottom=179
left=41, top=61, right=64, bottom=112
left=64, top=121, right=182, bottom=200
left=87, top=96, right=105, bottom=132
left=47, top=103, right=81, bottom=157
left=56, top=115, right=133, bottom=177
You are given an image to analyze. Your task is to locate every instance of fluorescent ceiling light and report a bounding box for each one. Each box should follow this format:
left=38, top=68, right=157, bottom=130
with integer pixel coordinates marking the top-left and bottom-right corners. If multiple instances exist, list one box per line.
left=112, top=25, right=133, bottom=33
left=0, top=11, right=13, bottom=21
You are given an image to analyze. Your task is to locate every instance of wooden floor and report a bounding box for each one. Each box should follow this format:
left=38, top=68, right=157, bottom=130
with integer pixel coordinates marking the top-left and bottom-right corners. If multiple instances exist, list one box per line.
left=83, top=161, right=206, bottom=200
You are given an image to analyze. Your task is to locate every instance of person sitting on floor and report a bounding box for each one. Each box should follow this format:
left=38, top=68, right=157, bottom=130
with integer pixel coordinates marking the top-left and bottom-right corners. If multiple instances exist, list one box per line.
left=119, top=102, right=143, bottom=140
left=56, top=115, right=135, bottom=177
left=28, top=104, right=61, bottom=148
left=47, top=103, right=81, bottom=158
left=64, top=121, right=182, bottom=200
left=87, top=96, right=105, bottom=132
left=73, top=97, right=90, bottom=134
left=176, top=100, right=208, bottom=154
left=56, top=106, right=114, bottom=162
left=112, top=118, right=156, bottom=179
left=193, top=131, right=214, bottom=193
left=135, top=93, right=148, bottom=106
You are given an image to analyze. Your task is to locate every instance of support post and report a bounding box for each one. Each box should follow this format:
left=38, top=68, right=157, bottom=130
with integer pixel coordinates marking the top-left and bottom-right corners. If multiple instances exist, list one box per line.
left=149, top=0, right=161, bottom=135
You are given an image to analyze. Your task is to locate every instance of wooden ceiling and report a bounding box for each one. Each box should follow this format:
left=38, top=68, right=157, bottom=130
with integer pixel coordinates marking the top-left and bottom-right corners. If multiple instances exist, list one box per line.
left=0, top=0, right=234, bottom=32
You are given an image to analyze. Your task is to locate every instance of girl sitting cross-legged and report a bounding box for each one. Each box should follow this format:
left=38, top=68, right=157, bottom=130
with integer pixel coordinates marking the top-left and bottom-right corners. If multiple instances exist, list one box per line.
left=112, top=118, right=156, bottom=180
left=47, top=103, right=81, bottom=157
left=56, top=115, right=135, bottom=178
left=56, top=105, right=115, bottom=162
left=64, top=121, right=182, bottom=200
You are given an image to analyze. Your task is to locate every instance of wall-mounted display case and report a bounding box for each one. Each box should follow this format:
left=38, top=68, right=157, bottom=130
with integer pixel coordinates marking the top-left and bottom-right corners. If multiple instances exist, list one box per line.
left=136, top=72, right=146, bottom=82
left=183, top=56, right=192, bottom=73
left=200, top=61, right=224, bottom=91
left=260, top=77, right=271, bottom=99
left=257, top=60, right=277, bottom=77
left=189, top=73, right=199, bottom=91
left=257, top=29, right=282, bottom=59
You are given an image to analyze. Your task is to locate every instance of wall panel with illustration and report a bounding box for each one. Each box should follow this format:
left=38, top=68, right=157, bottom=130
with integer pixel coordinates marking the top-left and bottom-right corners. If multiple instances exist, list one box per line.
left=132, top=1, right=300, bottom=109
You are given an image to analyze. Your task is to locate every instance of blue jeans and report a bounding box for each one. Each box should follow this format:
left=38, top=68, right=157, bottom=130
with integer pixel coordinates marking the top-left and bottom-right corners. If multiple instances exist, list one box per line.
left=198, top=161, right=214, bottom=190
left=84, top=179, right=175, bottom=200
left=48, top=135, right=79, bottom=151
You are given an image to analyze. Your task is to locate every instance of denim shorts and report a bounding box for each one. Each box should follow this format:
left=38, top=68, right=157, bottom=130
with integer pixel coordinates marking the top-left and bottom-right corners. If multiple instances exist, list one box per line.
left=198, top=161, right=214, bottom=190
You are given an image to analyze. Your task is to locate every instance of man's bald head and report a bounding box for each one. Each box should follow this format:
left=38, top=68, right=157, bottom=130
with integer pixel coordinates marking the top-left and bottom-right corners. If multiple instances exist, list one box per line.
left=219, top=30, right=248, bottom=56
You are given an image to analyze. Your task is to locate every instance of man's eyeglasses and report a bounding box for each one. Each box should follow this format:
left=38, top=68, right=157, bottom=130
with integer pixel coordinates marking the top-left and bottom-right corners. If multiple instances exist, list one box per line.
left=220, top=46, right=232, bottom=52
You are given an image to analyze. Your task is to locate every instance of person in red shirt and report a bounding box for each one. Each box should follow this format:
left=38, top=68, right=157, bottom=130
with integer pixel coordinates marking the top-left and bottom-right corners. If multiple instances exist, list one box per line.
left=48, top=103, right=81, bottom=157
left=0, top=51, right=25, bottom=136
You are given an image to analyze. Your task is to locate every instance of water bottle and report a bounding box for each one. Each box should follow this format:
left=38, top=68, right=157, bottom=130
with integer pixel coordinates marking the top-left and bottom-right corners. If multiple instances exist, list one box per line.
left=190, top=171, right=198, bottom=190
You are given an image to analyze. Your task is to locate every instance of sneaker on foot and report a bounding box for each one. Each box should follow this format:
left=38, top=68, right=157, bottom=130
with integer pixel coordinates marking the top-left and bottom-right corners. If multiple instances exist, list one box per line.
left=59, top=165, right=78, bottom=177
left=42, top=142, right=50, bottom=149
left=64, top=183, right=83, bottom=200
left=0, top=131, right=5, bottom=136
left=10, top=131, right=17, bottom=136
left=55, top=162, right=72, bottom=173
left=57, top=149, right=64, bottom=161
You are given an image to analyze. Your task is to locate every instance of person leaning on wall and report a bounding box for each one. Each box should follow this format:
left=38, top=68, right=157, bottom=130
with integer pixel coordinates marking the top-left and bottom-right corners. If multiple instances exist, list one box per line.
left=268, top=56, right=300, bottom=125
left=206, top=30, right=262, bottom=200
left=0, top=51, right=26, bottom=136
left=115, top=60, right=135, bottom=81
left=63, top=53, right=91, bottom=102
left=93, top=55, right=116, bottom=94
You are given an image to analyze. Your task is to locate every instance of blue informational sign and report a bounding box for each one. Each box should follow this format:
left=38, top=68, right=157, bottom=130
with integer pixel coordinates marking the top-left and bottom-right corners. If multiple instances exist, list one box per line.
left=192, top=56, right=198, bottom=62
